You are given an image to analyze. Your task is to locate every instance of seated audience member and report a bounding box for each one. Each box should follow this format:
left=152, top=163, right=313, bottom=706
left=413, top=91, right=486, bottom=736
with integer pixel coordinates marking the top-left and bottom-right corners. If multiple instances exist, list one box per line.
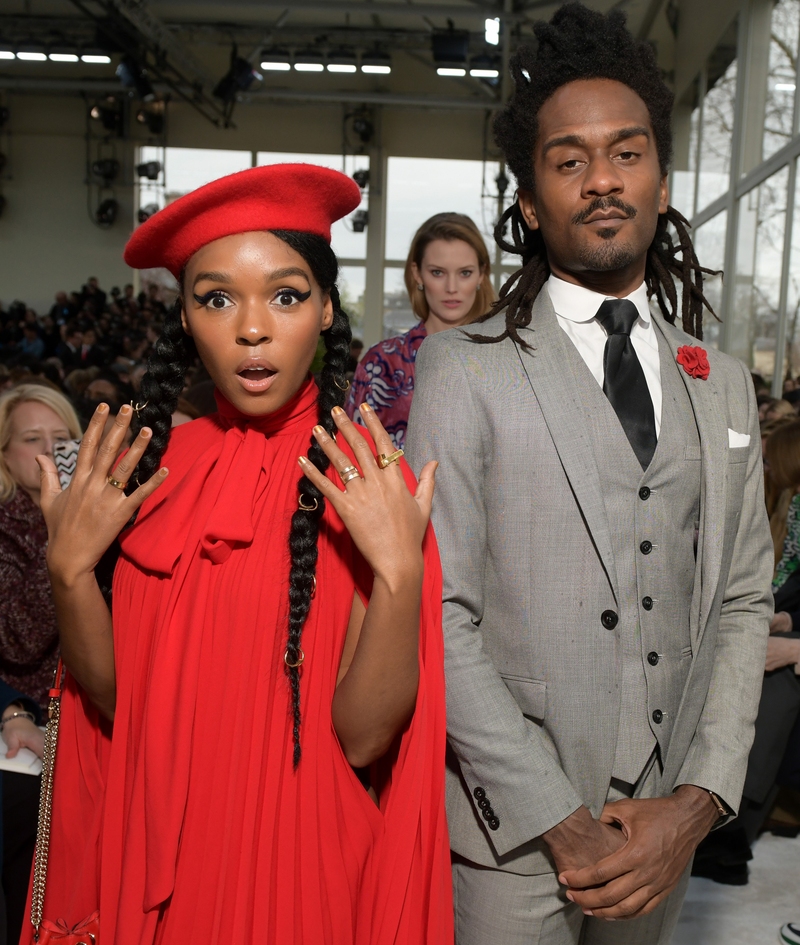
left=346, top=212, right=495, bottom=448
left=55, top=323, right=83, bottom=372
left=17, top=326, right=44, bottom=362
left=0, top=679, right=43, bottom=945
left=0, top=384, right=81, bottom=708
left=694, top=420, right=800, bottom=884
left=767, top=399, right=798, bottom=423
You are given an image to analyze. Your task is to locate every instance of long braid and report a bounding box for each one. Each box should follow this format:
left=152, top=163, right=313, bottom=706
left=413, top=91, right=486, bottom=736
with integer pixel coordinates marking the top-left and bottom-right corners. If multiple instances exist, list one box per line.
left=470, top=201, right=719, bottom=347
left=130, top=297, right=197, bottom=485
left=286, top=284, right=351, bottom=766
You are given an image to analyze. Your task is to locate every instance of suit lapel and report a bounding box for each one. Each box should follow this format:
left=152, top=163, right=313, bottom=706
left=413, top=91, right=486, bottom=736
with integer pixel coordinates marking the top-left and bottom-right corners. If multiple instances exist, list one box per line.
left=652, top=313, right=727, bottom=646
left=517, top=292, right=620, bottom=602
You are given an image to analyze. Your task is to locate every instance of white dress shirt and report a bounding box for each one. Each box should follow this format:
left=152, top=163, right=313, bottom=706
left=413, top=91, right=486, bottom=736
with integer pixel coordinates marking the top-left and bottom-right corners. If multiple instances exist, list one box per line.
left=546, top=275, right=662, bottom=436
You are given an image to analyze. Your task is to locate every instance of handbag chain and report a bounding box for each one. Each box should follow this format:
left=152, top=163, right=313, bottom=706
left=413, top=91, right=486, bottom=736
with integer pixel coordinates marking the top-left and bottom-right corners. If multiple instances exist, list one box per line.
left=31, top=661, right=64, bottom=941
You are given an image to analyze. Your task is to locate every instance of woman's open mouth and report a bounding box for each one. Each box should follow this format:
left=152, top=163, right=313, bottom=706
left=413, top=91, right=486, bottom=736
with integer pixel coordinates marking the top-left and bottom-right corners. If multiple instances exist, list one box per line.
left=235, top=360, right=278, bottom=392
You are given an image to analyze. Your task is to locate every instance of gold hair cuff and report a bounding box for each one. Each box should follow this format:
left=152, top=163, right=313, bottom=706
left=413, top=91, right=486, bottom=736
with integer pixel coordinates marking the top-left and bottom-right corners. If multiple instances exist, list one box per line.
left=334, top=376, right=351, bottom=392
left=106, top=475, right=128, bottom=491
left=377, top=449, right=404, bottom=469
left=298, top=495, right=318, bottom=511
left=284, top=648, right=305, bottom=668
left=131, top=400, right=149, bottom=414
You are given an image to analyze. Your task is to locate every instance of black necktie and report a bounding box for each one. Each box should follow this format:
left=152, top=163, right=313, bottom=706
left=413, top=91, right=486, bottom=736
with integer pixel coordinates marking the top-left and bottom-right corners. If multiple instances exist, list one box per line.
left=595, top=298, right=656, bottom=470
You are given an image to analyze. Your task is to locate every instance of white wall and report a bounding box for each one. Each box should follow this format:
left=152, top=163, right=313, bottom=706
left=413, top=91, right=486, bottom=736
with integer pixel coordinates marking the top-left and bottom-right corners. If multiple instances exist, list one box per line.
left=0, top=95, right=134, bottom=315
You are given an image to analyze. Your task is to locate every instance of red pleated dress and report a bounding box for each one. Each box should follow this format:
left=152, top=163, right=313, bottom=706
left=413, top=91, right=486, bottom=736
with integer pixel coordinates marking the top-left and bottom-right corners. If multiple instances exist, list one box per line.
left=27, top=377, right=452, bottom=945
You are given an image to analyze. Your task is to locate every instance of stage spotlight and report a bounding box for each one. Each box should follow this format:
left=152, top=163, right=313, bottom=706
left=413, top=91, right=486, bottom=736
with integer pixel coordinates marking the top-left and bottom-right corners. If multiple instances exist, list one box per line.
left=95, top=198, right=119, bottom=227
left=352, top=168, right=369, bottom=190
left=260, top=48, right=291, bottom=72
left=485, top=17, right=500, bottom=46
left=90, top=99, right=123, bottom=135
left=136, top=160, right=162, bottom=180
left=352, top=113, right=374, bottom=144
left=92, top=158, right=120, bottom=182
left=327, top=49, right=357, bottom=74
left=138, top=202, right=160, bottom=224
left=136, top=107, right=164, bottom=135
left=213, top=47, right=262, bottom=102
left=117, top=56, right=155, bottom=102
left=351, top=209, right=369, bottom=232
left=361, top=50, right=391, bottom=75
left=294, top=49, right=324, bottom=72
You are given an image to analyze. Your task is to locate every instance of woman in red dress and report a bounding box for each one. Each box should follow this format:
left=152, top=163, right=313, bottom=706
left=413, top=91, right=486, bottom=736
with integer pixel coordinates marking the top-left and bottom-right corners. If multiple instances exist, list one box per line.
left=29, top=164, right=451, bottom=945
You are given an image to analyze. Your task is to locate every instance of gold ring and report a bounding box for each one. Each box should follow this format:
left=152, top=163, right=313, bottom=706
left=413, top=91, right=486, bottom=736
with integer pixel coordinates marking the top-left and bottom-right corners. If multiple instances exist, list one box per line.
left=377, top=449, right=404, bottom=469
left=340, top=465, right=361, bottom=485
left=284, top=648, right=305, bottom=668
left=106, top=475, right=128, bottom=490
left=298, top=495, right=318, bottom=511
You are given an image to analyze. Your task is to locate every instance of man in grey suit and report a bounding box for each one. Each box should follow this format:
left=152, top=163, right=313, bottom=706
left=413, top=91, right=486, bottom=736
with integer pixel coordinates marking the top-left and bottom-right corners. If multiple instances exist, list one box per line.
left=405, top=5, right=773, bottom=943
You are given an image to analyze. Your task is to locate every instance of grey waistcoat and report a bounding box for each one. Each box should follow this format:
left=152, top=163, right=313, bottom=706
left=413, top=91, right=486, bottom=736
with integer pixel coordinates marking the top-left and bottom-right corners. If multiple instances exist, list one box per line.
left=560, top=327, right=702, bottom=784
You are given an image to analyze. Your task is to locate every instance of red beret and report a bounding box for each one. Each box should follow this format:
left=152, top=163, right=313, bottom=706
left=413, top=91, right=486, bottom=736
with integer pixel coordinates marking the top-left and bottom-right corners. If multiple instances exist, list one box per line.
left=124, top=163, right=362, bottom=278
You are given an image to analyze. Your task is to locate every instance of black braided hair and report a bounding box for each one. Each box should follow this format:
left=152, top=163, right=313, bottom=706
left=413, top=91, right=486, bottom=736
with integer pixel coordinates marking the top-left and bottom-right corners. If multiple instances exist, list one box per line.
left=131, top=230, right=352, bottom=767
left=475, top=2, right=719, bottom=347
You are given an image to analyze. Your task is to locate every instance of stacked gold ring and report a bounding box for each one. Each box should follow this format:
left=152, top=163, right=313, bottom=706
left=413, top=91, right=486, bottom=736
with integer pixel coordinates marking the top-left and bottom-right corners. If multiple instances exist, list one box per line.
left=340, top=464, right=361, bottom=485
left=377, top=449, right=404, bottom=469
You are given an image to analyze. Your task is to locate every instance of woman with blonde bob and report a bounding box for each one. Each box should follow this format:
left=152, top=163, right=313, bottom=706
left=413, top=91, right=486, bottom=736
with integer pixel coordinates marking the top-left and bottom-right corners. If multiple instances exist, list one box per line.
left=346, top=212, right=495, bottom=448
left=0, top=384, right=81, bottom=706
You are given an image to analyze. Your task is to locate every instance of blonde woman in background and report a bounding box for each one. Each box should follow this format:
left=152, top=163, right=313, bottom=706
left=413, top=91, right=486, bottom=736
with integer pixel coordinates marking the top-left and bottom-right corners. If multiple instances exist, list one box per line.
left=346, top=212, right=496, bottom=448
left=0, top=384, right=81, bottom=707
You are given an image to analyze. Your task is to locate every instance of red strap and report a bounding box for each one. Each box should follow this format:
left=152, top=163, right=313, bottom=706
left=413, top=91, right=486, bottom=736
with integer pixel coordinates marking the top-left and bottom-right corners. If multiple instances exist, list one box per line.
left=48, top=659, right=64, bottom=700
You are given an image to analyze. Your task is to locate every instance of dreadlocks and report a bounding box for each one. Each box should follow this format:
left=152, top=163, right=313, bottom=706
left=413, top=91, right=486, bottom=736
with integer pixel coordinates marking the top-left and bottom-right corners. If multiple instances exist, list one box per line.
left=474, top=2, right=718, bottom=347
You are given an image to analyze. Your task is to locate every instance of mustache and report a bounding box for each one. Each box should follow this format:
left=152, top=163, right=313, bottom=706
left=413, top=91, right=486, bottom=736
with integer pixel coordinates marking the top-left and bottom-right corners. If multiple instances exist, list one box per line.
left=571, top=197, right=638, bottom=226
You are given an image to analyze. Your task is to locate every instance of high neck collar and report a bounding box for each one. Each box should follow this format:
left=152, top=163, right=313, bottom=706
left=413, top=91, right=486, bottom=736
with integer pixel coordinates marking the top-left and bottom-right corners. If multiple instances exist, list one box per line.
left=214, top=375, right=319, bottom=436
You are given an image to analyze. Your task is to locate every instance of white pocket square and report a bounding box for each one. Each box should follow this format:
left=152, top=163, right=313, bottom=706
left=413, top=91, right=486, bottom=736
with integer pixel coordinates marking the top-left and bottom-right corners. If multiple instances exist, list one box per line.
left=728, top=429, right=750, bottom=448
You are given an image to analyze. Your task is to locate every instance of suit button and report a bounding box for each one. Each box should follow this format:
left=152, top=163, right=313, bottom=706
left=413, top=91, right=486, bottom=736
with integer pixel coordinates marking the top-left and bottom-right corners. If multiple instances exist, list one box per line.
left=647, top=651, right=660, bottom=666
left=652, top=709, right=663, bottom=724
left=639, top=486, right=651, bottom=500
left=473, top=787, right=486, bottom=801
left=601, top=610, right=618, bottom=630
left=478, top=798, right=490, bottom=811
left=640, top=540, right=653, bottom=555
left=489, top=817, right=500, bottom=830
left=642, top=596, right=653, bottom=610
left=482, top=806, right=495, bottom=821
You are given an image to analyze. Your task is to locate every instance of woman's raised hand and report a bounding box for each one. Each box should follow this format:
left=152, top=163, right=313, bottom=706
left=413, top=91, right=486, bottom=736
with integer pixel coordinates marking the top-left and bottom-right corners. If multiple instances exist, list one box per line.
left=37, top=403, right=169, bottom=584
left=298, top=404, right=437, bottom=585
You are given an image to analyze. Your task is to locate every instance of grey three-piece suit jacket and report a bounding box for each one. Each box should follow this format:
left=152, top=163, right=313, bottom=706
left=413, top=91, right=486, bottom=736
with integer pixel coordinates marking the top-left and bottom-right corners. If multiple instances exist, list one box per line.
left=405, top=290, right=774, bottom=875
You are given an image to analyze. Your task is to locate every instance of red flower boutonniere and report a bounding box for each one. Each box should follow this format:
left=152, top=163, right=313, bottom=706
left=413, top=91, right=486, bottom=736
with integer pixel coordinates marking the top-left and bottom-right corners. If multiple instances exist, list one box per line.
left=676, top=345, right=710, bottom=380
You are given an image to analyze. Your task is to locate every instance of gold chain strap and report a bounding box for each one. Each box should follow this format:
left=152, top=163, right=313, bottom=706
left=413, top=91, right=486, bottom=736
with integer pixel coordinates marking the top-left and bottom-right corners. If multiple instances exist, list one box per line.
left=30, top=668, right=63, bottom=940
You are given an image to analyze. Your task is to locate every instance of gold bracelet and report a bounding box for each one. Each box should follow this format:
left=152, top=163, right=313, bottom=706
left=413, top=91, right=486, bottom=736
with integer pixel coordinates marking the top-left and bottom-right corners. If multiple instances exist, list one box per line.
left=0, top=709, right=36, bottom=731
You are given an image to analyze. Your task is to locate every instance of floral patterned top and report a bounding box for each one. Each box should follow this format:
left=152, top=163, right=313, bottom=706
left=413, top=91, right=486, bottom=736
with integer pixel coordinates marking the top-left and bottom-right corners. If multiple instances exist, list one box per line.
left=774, top=492, right=800, bottom=590
left=345, top=322, right=428, bottom=449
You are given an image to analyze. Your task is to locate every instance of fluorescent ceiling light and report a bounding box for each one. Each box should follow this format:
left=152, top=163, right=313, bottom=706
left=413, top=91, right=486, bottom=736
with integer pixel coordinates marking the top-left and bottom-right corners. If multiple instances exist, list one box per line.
left=437, top=67, right=466, bottom=77
left=485, top=17, right=500, bottom=46
left=775, top=82, right=796, bottom=91
left=470, top=68, right=499, bottom=78
left=0, top=51, right=15, bottom=60
left=17, top=52, right=47, bottom=61
left=294, top=62, right=323, bottom=72
left=260, top=61, right=290, bottom=71
left=50, top=53, right=79, bottom=62
left=362, top=64, right=391, bottom=74
left=328, top=63, right=357, bottom=73
left=81, top=54, right=111, bottom=64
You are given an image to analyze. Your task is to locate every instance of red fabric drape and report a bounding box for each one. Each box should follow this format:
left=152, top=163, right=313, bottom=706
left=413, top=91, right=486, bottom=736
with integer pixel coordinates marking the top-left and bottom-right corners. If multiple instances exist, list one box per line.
left=24, top=378, right=452, bottom=945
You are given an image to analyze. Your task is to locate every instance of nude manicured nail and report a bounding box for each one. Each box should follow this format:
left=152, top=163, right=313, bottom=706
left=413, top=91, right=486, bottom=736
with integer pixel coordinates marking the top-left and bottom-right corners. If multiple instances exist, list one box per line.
left=332, top=406, right=345, bottom=417
left=313, top=425, right=325, bottom=436
left=360, top=403, right=372, bottom=412
left=121, top=404, right=132, bottom=415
